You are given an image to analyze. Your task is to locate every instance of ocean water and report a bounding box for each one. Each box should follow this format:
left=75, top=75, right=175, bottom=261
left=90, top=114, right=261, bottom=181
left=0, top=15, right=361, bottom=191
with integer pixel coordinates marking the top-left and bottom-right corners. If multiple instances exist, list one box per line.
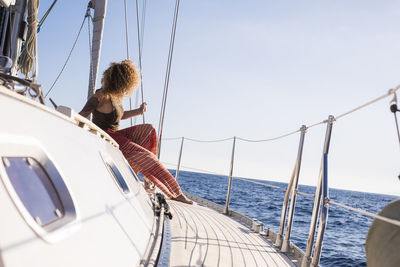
left=170, top=170, right=398, bottom=267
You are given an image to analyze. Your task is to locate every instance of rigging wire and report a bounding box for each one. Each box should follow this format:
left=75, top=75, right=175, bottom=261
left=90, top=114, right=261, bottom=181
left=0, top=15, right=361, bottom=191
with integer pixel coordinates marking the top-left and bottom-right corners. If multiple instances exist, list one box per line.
left=37, top=0, right=58, bottom=33
left=123, top=0, right=133, bottom=126
left=157, top=0, right=181, bottom=158
left=135, top=0, right=145, bottom=124
left=87, top=10, right=95, bottom=94
left=140, top=0, right=147, bottom=51
left=123, top=0, right=130, bottom=60
left=134, top=0, right=147, bottom=125
left=44, top=12, right=89, bottom=98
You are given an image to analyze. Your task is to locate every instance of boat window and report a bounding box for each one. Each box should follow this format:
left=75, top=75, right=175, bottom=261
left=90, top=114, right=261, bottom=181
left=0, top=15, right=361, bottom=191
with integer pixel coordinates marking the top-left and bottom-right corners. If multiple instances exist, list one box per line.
left=105, top=161, right=130, bottom=194
left=123, top=159, right=139, bottom=182
left=2, top=157, right=64, bottom=226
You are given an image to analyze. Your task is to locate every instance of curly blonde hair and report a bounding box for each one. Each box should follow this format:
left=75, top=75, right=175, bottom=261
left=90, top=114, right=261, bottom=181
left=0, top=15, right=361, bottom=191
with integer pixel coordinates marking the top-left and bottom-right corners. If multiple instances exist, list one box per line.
left=101, top=60, right=140, bottom=99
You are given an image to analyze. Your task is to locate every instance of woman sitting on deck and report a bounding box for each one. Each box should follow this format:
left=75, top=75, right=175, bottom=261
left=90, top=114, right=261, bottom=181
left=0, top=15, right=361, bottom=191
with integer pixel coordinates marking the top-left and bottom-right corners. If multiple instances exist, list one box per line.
left=79, top=60, right=192, bottom=205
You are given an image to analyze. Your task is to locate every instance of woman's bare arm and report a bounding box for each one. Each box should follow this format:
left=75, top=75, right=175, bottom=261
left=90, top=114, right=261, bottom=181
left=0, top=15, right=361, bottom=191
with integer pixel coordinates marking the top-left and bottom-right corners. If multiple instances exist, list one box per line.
left=79, top=94, right=100, bottom=117
left=121, top=102, right=147, bottom=120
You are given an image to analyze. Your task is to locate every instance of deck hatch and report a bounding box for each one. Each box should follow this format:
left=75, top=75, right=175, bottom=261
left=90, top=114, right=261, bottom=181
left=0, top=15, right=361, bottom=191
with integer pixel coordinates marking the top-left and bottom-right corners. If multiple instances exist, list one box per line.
left=2, top=157, right=64, bottom=226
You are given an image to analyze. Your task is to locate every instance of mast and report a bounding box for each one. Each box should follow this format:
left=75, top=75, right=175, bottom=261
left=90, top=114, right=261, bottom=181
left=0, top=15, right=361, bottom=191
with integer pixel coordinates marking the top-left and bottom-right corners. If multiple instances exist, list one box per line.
left=87, top=0, right=107, bottom=102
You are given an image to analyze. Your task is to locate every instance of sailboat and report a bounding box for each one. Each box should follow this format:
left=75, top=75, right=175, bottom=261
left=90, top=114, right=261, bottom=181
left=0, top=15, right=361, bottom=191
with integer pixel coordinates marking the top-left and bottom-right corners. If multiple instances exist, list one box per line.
left=0, top=0, right=399, bottom=266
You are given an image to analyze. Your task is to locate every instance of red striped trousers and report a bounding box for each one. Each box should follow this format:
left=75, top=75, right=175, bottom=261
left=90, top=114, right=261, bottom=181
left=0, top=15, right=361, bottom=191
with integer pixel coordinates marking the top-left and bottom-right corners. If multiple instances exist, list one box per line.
left=107, top=124, right=183, bottom=199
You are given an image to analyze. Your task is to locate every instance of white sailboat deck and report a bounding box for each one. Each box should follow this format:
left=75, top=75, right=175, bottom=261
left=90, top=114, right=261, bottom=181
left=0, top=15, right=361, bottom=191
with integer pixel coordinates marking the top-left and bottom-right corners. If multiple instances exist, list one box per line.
left=168, top=200, right=297, bottom=267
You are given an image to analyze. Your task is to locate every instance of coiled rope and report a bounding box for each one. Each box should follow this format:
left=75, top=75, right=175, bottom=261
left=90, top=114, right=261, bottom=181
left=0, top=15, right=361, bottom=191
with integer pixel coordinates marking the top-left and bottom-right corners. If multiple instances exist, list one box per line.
left=18, top=0, right=39, bottom=79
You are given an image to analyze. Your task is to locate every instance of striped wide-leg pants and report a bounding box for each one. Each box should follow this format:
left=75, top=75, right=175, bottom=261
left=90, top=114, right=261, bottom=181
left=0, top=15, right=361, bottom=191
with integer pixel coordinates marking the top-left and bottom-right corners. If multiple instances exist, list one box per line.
left=107, top=124, right=183, bottom=199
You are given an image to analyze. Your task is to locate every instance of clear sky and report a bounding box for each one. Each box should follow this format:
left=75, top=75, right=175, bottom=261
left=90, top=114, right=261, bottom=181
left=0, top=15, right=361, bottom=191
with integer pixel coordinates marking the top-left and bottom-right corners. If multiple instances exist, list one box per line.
left=38, top=0, right=400, bottom=196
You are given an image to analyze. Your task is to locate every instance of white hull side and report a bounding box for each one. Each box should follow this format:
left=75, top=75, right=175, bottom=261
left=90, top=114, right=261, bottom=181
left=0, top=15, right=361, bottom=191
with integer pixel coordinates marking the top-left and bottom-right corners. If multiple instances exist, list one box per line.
left=0, top=87, right=154, bottom=266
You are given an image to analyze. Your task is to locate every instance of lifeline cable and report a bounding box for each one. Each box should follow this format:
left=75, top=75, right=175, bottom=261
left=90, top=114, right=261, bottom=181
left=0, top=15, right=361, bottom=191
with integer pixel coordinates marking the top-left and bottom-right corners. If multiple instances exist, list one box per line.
left=163, top=87, right=400, bottom=144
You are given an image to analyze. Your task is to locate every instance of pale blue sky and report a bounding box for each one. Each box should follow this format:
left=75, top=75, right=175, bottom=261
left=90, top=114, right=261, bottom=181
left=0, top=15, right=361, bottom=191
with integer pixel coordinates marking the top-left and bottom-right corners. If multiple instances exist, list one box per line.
left=38, top=0, right=400, bottom=195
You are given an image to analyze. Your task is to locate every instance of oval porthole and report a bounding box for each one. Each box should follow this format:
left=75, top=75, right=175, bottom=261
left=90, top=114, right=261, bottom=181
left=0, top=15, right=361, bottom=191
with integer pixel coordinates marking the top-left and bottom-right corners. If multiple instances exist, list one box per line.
left=0, top=140, right=78, bottom=242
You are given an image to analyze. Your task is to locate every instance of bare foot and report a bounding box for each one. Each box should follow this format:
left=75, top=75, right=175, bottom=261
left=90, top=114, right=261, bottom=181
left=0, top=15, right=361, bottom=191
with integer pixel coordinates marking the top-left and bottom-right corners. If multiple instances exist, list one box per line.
left=144, top=179, right=154, bottom=192
left=174, top=194, right=193, bottom=205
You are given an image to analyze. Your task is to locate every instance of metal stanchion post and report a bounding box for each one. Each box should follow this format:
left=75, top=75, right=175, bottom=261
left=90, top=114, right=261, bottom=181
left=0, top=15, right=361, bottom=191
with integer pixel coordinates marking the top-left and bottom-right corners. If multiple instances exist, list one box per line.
left=223, top=136, right=236, bottom=215
left=280, top=125, right=307, bottom=252
left=302, top=116, right=334, bottom=267
left=175, top=137, right=184, bottom=180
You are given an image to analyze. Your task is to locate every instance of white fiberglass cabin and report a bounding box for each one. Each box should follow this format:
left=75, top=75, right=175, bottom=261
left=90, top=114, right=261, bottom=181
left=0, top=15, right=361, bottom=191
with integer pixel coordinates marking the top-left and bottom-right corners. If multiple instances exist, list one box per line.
left=0, top=86, right=156, bottom=266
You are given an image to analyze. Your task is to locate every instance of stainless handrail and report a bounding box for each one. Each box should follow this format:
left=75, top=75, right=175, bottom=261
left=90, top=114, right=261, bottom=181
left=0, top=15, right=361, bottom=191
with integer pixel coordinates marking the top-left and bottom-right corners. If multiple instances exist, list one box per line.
left=302, top=115, right=334, bottom=267
left=275, top=125, right=307, bottom=248
left=281, top=125, right=307, bottom=252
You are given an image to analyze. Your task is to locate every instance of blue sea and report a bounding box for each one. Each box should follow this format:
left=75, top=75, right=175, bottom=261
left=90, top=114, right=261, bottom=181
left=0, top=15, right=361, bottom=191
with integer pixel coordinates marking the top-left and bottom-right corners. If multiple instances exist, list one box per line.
left=169, top=170, right=398, bottom=267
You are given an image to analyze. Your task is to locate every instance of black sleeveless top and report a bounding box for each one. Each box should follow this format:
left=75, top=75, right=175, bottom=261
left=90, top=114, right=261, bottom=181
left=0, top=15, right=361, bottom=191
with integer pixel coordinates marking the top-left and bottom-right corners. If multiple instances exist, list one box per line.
left=81, top=93, right=124, bottom=131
